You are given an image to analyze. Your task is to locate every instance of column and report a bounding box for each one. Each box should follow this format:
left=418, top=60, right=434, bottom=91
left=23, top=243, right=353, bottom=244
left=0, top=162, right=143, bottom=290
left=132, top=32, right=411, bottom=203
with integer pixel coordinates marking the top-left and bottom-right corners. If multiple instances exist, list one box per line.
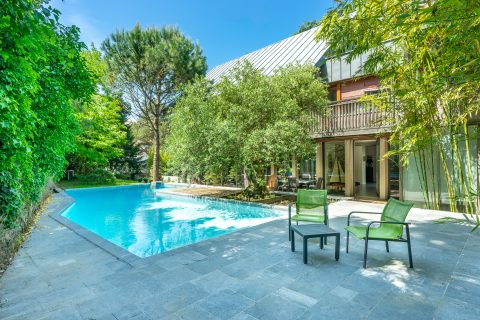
left=291, top=156, right=298, bottom=178
left=379, top=137, right=389, bottom=200
left=336, top=83, right=341, bottom=101
left=268, top=164, right=278, bottom=190
left=345, top=139, right=354, bottom=197
left=315, top=143, right=324, bottom=183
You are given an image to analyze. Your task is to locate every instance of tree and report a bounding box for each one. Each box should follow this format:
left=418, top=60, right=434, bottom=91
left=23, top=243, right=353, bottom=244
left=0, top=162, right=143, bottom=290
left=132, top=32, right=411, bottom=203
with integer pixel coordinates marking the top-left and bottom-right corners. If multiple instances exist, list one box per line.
left=167, top=62, right=328, bottom=196
left=0, top=0, right=93, bottom=227
left=109, top=101, right=145, bottom=180
left=295, top=20, right=320, bottom=34
left=317, top=0, right=480, bottom=222
left=68, top=48, right=127, bottom=175
left=69, top=94, right=126, bottom=173
left=102, top=24, right=207, bottom=181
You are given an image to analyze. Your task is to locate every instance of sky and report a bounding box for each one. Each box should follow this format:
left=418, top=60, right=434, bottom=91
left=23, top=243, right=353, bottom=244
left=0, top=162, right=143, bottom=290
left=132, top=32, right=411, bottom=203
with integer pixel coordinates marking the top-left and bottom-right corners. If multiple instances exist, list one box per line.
left=50, top=0, right=335, bottom=70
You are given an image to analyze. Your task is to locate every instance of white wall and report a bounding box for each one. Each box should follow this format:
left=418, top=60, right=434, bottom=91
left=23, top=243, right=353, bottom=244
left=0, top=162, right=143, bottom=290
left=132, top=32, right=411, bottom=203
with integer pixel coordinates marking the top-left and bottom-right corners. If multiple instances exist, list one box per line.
left=354, top=145, right=366, bottom=184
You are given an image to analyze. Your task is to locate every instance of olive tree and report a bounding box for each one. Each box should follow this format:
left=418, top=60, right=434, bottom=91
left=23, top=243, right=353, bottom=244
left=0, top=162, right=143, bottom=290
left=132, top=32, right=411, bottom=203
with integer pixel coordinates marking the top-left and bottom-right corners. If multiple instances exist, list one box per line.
left=167, top=62, right=328, bottom=196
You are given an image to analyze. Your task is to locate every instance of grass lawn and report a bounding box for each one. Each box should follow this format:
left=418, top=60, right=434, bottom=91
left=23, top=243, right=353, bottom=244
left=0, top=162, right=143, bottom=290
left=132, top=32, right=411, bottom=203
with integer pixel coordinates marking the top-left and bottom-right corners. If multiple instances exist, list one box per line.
left=56, top=179, right=143, bottom=189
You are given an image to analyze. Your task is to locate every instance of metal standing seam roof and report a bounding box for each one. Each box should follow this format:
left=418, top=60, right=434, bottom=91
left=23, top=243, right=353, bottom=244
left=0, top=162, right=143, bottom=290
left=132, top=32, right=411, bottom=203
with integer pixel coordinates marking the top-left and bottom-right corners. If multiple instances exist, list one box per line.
left=206, top=27, right=328, bottom=83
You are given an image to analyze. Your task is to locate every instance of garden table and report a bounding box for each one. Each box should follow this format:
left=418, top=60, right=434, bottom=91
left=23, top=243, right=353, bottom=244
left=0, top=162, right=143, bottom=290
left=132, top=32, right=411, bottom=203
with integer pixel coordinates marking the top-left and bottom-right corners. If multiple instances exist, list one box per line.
left=291, top=224, right=340, bottom=264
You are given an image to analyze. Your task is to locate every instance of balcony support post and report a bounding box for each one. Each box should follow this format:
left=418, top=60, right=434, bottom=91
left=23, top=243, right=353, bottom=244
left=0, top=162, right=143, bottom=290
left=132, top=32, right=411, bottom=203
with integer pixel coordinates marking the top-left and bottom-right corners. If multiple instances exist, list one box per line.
left=268, top=164, right=278, bottom=191
left=379, top=137, right=389, bottom=200
left=345, top=139, right=354, bottom=197
left=316, top=142, right=324, bottom=184
left=291, top=156, right=298, bottom=178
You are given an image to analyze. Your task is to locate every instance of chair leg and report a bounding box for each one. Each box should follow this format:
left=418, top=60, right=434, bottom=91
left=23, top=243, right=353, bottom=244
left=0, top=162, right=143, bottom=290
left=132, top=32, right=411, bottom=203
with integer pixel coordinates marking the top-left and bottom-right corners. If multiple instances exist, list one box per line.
left=346, top=231, right=350, bottom=253
left=363, top=238, right=369, bottom=269
left=385, top=241, right=389, bottom=252
left=324, top=221, right=328, bottom=245
left=406, top=226, right=413, bottom=268
left=288, top=220, right=291, bottom=241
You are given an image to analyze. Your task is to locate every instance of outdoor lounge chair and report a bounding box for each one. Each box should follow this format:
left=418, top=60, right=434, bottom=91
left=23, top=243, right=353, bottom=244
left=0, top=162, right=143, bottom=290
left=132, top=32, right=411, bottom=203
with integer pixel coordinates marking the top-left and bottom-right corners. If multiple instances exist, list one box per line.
left=308, top=177, right=324, bottom=190
left=288, top=189, right=328, bottom=241
left=286, top=177, right=299, bottom=192
left=346, top=198, right=414, bottom=268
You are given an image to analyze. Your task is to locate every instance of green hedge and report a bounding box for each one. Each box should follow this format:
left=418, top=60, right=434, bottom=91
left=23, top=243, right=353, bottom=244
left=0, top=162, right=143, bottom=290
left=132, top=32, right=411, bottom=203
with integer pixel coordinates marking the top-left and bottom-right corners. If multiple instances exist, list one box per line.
left=0, top=1, right=93, bottom=227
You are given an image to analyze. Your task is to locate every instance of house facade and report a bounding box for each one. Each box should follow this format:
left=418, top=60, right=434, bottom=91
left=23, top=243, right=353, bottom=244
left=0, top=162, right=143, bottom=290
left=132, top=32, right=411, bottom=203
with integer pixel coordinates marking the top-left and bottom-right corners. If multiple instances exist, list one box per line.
left=206, top=27, right=479, bottom=205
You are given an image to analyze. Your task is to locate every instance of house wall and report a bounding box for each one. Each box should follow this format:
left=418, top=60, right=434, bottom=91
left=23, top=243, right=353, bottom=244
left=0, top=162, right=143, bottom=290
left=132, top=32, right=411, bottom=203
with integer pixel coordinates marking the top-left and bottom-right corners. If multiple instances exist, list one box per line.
left=328, top=76, right=379, bottom=101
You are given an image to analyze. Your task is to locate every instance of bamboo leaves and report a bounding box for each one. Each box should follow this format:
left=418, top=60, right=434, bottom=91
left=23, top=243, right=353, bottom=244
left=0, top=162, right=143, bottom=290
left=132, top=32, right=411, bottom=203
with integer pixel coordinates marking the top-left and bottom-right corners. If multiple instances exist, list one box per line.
left=317, top=0, right=480, bottom=223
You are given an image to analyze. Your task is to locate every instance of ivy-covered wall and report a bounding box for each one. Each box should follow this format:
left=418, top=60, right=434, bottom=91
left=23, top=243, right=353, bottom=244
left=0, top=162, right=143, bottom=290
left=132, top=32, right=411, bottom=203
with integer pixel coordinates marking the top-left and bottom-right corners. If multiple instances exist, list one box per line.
left=0, top=1, right=93, bottom=231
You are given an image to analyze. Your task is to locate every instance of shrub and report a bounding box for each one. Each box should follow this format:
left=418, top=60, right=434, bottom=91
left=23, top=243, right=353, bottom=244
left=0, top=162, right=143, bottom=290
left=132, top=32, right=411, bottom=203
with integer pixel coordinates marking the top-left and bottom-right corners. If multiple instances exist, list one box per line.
left=77, top=169, right=116, bottom=184
left=0, top=1, right=93, bottom=227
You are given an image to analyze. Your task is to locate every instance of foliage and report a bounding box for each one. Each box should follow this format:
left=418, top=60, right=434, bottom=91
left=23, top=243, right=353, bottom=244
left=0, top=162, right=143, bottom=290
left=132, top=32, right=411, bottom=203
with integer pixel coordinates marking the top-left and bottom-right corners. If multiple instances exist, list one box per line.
left=0, top=0, right=93, bottom=227
left=295, top=20, right=320, bottom=34
left=131, top=118, right=154, bottom=155
left=76, top=168, right=116, bottom=184
left=109, top=126, right=145, bottom=180
left=57, top=178, right=140, bottom=190
left=102, top=24, right=207, bottom=181
left=70, top=96, right=126, bottom=172
left=67, top=48, right=126, bottom=175
left=317, top=0, right=480, bottom=222
left=167, top=62, right=328, bottom=195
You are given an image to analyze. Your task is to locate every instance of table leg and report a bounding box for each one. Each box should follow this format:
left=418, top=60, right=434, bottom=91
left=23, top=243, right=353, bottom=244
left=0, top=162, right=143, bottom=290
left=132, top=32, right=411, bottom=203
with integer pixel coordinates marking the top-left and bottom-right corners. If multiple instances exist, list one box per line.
left=303, top=237, right=308, bottom=264
left=320, top=236, right=324, bottom=250
left=291, top=230, right=295, bottom=252
left=335, top=234, right=340, bottom=261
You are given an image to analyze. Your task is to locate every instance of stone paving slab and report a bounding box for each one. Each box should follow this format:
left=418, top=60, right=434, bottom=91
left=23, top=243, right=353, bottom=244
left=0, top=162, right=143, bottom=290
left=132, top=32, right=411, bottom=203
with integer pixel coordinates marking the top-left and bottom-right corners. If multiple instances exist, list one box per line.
left=1, top=194, right=480, bottom=319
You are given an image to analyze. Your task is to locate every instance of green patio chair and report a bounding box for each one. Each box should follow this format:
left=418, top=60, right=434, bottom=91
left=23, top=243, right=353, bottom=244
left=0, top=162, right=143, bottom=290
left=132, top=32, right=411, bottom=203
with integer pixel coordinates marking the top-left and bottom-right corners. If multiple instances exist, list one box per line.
left=346, top=198, right=414, bottom=268
left=288, top=189, right=328, bottom=241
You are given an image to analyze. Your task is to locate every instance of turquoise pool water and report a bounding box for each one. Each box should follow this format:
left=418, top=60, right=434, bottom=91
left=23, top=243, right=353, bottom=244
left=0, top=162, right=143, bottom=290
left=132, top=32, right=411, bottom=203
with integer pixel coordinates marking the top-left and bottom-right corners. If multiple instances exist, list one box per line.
left=63, top=184, right=283, bottom=258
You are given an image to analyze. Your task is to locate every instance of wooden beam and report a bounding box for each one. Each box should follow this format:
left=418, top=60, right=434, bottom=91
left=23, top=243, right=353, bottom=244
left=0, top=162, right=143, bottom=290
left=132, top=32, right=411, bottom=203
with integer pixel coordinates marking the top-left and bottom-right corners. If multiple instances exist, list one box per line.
left=345, top=139, right=355, bottom=197
left=336, top=83, right=341, bottom=101
left=268, top=164, right=277, bottom=190
left=316, top=143, right=324, bottom=182
left=291, top=156, right=298, bottom=178
left=310, top=127, right=392, bottom=140
left=379, top=137, right=389, bottom=200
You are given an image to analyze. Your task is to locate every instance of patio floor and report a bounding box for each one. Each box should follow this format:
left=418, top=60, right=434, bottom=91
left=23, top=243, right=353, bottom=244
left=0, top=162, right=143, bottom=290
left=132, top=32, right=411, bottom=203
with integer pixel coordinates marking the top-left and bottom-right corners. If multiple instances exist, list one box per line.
left=1, top=194, right=480, bottom=320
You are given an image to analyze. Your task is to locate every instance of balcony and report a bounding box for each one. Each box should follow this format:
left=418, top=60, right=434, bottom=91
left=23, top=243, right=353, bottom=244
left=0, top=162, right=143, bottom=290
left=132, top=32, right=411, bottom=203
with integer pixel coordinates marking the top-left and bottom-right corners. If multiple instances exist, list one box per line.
left=309, top=98, right=391, bottom=139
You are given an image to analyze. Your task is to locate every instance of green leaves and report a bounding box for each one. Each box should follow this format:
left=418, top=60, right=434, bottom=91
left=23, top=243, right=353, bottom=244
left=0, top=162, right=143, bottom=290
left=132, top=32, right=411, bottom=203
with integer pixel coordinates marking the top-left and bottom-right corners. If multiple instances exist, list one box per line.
left=102, top=24, right=207, bottom=180
left=167, top=63, right=328, bottom=189
left=0, top=0, right=94, bottom=227
left=318, top=0, right=480, bottom=216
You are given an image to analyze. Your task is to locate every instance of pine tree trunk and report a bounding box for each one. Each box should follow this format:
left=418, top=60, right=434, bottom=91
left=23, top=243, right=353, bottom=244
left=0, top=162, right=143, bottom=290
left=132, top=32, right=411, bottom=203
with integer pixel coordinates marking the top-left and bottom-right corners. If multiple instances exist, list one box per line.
left=152, top=117, right=161, bottom=182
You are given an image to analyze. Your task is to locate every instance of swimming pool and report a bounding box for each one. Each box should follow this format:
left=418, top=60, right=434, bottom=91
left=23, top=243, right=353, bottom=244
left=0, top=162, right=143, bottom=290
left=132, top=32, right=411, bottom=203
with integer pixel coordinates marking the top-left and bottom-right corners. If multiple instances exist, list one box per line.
left=63, top=184, right=284, bottom=258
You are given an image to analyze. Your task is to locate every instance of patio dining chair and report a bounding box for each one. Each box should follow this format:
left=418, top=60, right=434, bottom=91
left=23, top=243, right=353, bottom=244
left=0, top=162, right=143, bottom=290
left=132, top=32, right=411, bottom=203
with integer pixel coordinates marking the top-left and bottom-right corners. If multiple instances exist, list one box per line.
left=288, top=189, right=328, bottom=241
left=277, top=176, right=289, bottom=192
left=309, top=177, right=324, bottom=190
left=345, top=198, right=414, bottom=268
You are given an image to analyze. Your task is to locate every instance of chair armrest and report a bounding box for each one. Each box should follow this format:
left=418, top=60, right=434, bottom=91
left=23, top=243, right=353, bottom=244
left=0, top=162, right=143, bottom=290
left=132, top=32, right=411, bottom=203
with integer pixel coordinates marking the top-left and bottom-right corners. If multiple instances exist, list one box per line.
left=366, top=221, right=411, bottom=238
left=347, top=211, right=382, bottom=226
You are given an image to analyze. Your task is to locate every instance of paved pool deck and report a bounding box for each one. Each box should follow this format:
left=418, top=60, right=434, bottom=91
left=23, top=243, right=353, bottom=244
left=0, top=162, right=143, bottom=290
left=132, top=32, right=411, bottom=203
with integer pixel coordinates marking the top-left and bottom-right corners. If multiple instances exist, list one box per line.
left=1, top=193, right=480, bottom=320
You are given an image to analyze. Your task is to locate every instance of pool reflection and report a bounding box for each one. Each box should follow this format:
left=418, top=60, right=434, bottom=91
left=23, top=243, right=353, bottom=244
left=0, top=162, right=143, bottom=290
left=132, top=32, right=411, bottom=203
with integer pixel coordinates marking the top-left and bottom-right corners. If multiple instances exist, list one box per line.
left=63, top=185, right=283, bottom=257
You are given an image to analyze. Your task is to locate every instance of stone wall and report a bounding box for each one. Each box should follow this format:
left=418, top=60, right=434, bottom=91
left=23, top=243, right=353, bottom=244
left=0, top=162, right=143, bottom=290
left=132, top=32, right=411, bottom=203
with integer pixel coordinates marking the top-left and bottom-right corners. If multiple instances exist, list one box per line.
left=0, top=183, right=53, bottom=276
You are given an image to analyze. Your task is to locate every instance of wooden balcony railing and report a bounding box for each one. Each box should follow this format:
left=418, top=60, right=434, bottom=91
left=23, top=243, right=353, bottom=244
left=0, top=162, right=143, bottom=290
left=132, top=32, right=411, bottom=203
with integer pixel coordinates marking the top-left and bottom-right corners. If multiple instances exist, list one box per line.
left=309, top=98, right=391, bottom=138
